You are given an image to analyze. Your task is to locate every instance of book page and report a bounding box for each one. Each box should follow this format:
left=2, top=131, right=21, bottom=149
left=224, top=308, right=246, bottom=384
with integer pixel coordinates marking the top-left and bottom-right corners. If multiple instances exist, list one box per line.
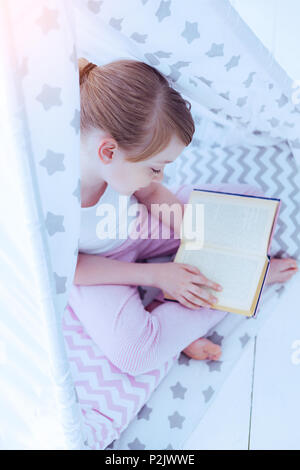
left=186, top=191, right=278, bottom=256
left=176, top=245, right=266, bottom=311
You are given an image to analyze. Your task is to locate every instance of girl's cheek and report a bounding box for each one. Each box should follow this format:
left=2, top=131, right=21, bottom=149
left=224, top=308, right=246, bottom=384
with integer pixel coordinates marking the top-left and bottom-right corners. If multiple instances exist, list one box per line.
left=143, top=173, right=152, bottom=185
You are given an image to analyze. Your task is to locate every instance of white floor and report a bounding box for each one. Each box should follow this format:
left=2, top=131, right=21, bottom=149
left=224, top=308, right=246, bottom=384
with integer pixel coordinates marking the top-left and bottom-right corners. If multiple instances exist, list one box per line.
left=183, top=271, right=300, bottom=450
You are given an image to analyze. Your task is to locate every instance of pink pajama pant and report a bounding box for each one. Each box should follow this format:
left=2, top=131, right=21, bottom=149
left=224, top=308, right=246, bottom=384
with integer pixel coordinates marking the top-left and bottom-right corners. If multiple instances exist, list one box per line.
left=68, top=182, right=263, bottom=376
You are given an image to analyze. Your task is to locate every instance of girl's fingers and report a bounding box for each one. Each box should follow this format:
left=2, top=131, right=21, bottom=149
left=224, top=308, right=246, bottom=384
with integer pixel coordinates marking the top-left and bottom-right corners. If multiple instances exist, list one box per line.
left=182, top=264, right=201, bottom=274
left=179, top=295, right=203, bottom=310
left=192, top=273, right=222, bottom=292
left=188, top=285, right=217, bottom=305
left=182, top=264, right=223, bottom=291
left=183, top=291, right=212, bottom=309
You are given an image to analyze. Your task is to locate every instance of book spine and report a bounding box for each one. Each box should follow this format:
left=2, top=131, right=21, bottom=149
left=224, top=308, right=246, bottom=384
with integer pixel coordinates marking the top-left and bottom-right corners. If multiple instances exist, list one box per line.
left=252, top=255, right=271, bottom=319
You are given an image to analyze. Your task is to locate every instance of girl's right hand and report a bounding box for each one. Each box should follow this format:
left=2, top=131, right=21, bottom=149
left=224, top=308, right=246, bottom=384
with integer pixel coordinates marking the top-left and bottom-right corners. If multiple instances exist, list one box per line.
left=150, top=262, right=223, bottom=310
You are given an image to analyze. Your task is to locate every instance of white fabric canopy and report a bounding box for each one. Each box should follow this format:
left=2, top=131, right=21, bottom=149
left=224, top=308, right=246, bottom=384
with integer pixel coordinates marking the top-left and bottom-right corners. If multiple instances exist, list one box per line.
left=0, top=0, right=299, bottom=449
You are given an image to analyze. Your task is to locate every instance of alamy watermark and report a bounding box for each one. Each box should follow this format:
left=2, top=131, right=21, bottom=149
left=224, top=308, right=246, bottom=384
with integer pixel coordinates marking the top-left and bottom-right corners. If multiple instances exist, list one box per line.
left=94, top=195, right=204, bottom=248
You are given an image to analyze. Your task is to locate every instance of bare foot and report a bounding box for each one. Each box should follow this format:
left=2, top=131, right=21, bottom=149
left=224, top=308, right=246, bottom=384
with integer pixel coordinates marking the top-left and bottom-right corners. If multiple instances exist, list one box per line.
left=265, top=257, right=298, bottom=285
left=183, top=338, right=222, bottom=361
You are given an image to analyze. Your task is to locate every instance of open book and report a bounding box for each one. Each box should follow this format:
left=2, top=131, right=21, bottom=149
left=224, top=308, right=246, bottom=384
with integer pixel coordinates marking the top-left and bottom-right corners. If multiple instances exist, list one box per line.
left=163, top=189, right=281, bottom=318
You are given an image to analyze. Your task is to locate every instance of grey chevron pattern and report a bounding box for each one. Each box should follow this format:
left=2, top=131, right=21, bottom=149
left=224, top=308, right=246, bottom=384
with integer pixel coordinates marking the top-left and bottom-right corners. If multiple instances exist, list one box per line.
left=174, top=141, right=300, bottom=259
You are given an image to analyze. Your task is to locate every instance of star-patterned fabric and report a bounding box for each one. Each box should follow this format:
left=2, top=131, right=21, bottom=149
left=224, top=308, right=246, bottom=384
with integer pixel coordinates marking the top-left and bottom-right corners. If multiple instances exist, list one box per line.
left=1, top=0, right=300, bottom=450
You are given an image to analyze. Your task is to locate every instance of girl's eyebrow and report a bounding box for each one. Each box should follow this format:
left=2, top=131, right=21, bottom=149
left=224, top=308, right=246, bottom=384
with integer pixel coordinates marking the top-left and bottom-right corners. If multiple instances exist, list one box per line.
left=157, top=160, right=173, bottom=164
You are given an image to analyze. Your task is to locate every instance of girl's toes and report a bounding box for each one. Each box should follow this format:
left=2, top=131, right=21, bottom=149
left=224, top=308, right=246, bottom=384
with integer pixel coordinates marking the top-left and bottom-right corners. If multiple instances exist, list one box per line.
left=183, top=338, right=222, bottom=361
left=215, top=350, right=222, bottom=360
left=286, top=259, right=298, bottom=270
left=213, top=350, right=222, bottom=360
left=268, top=258, right=298, bottom=285
left=208, top=344, right=222, bottom=360
left=282, top=259, right=298, bottom=276
left=284, top=269, right=297, bottom=280
left=278, top=268, right=297, bottom=283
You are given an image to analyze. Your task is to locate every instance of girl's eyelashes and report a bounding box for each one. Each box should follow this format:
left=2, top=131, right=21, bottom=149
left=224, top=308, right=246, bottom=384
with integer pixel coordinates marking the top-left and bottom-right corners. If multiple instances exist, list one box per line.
left=151, top=168, right=161, bottom=174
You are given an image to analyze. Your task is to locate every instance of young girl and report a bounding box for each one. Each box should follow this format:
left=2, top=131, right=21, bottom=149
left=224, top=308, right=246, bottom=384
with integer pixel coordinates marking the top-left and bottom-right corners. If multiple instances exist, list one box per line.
left=68, top=58, right=298, bottom=376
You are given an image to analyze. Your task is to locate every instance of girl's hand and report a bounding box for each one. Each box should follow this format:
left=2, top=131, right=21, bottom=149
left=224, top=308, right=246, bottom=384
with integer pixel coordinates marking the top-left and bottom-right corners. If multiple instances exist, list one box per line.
left=151, top=262, right=223, bottom=310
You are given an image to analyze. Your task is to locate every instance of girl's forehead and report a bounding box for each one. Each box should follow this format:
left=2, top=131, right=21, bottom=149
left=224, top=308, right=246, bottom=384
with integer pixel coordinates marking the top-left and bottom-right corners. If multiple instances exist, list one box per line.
left=151, top=140, right=185, bottom=164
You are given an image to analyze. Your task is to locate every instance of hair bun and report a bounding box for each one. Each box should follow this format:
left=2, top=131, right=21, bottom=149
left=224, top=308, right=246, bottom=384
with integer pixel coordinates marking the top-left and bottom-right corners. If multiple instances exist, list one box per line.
left=79, top=61, right=97, bottom=85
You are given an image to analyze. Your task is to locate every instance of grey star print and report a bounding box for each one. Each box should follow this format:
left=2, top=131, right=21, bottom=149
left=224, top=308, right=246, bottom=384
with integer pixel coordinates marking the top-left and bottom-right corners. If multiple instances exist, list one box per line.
left=70, top=109, right=80, bottom=134
left=210, top=108, right=223, bottom=114
left=207, top=331, right=224, bottom=346
left=45, top=212, right=65, bottom=236
left=237, top=96, right=248, bottom=107
left=87, top=1, right=103, bottom=14
left=156, top=1, right=171, bottom=23
left=106, top=440, right=115, bottom=450
left=54, top=272, right=67, bottom=294
left=196, top=76, right=213, bottom=87
left=128, top=438, right=146, bottom=450
left=37, top=84, right=62, bottom=111
left=178, top=353, right=191, bottom=366
left=276, top=94, right=289, bottom=107
left=168, top=411, right=185, bottom=429
left=206, top=43, right=224, bottom=57
left=243, top=72, right=256, bottom=88
left=168, top=61, right=190, bottom=82
left=154, top=50, right=172, bottom=58
left=165, top=444, right=173, bottom=450
left=109, top=17, right=123, bottom=31
left=220, top=91, right=230, bottom=100
left=225, top=55, right=240, bottom=71
left=181, top=21, right=200, bottom=44
left=240, top=333, right=251, bottom=348
left=202, top=386, right=214, bottom=403
left=73, top=180, right=81, bottom=203
left=170, top=382, right=187, bottom=400
left=207, top=361, right=222, bottom=372
left=268, top=117, right=280, bottom=127
left=168, top=65, right=181, bottom=82
left=40, top=150, right=65, bottom=176
left=290, top=138, right=300, bottom=148
left=131, top=32, right=148, bottom=43
left=137, top=404, right=152, bottom=421
left=144, top=53, right=160, bottom=66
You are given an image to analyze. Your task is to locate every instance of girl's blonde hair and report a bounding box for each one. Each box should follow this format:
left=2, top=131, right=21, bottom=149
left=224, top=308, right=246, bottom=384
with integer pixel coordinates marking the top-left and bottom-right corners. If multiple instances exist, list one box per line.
left=78, top=57, right=195, bottom=162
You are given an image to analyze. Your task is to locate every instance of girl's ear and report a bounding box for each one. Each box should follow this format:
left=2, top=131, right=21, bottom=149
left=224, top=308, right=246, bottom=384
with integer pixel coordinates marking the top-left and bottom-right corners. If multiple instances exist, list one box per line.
left=98, top=145, right=114, bottom=164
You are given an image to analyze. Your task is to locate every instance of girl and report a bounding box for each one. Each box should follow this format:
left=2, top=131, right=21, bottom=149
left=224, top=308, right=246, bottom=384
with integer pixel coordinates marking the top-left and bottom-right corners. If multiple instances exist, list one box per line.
left=68, top=58, right=298, bottom=376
